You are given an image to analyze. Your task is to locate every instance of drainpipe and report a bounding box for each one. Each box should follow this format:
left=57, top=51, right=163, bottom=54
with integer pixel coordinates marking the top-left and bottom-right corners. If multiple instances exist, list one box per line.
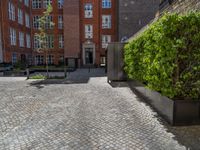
left=1, top=1, right=6, bottom=63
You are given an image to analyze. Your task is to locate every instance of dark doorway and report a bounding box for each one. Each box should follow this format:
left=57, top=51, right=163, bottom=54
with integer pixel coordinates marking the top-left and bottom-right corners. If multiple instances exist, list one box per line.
left=85, top=48, right=93, bottom=65
left=21, top=54, right=26, bottom=63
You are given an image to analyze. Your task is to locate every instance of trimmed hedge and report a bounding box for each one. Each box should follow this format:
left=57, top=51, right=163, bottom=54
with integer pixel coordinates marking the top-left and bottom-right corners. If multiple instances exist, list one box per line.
left=124, top=12, right=200, bottom=99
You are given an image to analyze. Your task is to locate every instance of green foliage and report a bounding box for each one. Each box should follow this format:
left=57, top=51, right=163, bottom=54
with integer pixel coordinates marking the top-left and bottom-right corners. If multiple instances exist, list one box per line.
left=13, top=61, right=26, bottom=70
left=35, top=4, right=54, bottom=51
left=29, top=74, right=46, bottom=80
left=124, top=12, right=200, bottom=99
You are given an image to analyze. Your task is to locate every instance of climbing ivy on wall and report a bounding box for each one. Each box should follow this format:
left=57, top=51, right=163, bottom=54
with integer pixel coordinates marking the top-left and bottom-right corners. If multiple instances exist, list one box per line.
left=124, top=12, right=200, bottom=99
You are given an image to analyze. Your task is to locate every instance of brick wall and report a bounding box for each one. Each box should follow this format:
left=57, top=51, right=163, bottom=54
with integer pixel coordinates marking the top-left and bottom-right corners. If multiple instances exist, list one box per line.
left=32, top=0, right=64, bottom=65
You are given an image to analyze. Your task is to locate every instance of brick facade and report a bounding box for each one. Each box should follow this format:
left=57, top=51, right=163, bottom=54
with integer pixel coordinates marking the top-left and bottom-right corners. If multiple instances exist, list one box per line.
left=0, top=0, right=160, bottom=67
left=0, top=1, right=3, bottom=63
left=0, top=0, right=32, bottom=64
left=64, top=0, right=117, bottom=67
left=31, top=0, right=64, bottom=65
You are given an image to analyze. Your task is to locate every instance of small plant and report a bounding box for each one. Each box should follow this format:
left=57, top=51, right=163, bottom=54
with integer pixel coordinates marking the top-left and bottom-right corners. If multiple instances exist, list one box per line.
left=29, top=74, right=46, bottom=79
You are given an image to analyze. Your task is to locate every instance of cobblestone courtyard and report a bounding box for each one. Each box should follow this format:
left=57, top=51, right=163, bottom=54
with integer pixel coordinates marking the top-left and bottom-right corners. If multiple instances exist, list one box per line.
left=0, top=69, right=200, bottom=150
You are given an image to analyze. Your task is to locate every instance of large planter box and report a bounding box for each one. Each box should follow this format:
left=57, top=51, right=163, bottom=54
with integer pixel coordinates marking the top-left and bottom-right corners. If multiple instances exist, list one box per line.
left=128, top=80, right=200, bottom=126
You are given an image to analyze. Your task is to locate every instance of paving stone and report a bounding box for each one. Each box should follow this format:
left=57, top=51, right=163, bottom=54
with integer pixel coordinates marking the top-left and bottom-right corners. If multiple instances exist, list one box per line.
left=0, top=69, right=200, bottom=150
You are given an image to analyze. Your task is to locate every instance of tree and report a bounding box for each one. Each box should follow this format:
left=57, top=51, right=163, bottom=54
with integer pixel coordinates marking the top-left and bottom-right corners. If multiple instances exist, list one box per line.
left=35, top=4, right=54, bottom=78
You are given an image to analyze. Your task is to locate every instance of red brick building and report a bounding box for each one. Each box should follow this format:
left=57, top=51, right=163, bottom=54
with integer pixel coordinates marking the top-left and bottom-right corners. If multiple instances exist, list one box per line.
left=31, top=0, right=64, bottom=65
left=64, top=0, right=117, bottom=67
left=0, top=0, right=117, bottom=67
left=0, top=0, right=32, bottom=64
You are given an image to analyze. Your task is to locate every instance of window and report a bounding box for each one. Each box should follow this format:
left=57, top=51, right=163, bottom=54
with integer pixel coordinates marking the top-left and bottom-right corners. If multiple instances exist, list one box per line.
left=12, top=53, right=17, bottom=64
left=35, top=55, right=44, bottom=65
left=85, top=25, right=93, bottom=39
left=102, top=15, right=111, bottom=29
left=47, top=55, right=54, bottom=65
left=45, top=16, right=53, bottom=29
left=58, top=16, right=63, bottom=29
left=100, top=56, right=106, bottom=66
left=27, top=54, right=32, bottom=65
left=84, top=3, right=93, bottom=18
left=33, top=16, right=40, bottom=29
left=34, top=35, right=54, bottom=49
left=8, top=2, right=15, bottom=21
left=43, top=0, right=52, bottom=8
left=24, top=0, right=29, bottom=7
left=18, top=8, right=23, bottom=25
left=26, top=34, right=31, bottom=48
left=102, top=35, right=111, bottom=48
left=19, top=32, right=24, bottom=47
left=102, top=0, right=111, bottom=8
left=34, top=35, right=41, bottom=49
left=32, top=0, right=41, bottom=9
left=58, top=0, right=64, bottom=9
left=25, top=13, right=30, bottom=28
left=59, top=35, right=64, bottom=48
left=46, top=35, right=54, bottom=48
left=10, top=28, right=16, bottom=46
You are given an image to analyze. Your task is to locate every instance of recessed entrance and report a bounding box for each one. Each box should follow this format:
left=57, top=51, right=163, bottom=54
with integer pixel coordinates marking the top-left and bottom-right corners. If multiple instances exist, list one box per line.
left=85, top=48, right=93, bottom=65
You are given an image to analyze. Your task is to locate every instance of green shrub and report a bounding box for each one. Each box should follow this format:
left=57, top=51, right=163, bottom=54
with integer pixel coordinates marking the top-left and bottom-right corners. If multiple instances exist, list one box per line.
left=124, top=12, right=200, bottom=99
left=29, top=74, right=46, bottom=79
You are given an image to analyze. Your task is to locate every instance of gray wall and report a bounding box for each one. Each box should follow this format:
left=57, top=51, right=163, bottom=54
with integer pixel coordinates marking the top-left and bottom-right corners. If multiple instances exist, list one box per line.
left=118, top=0, right=160, bottom=41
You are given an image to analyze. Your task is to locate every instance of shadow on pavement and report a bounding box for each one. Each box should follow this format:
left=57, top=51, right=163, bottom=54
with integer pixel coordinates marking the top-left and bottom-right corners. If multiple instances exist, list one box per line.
left=134, top=94, right=200, bottom=150
left=29, top=68, right=107, bottom=89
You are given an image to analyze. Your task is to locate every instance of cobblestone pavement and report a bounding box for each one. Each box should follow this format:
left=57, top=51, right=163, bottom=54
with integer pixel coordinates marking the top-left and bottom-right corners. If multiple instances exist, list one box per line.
left=0, top=69, right=200, bottom=150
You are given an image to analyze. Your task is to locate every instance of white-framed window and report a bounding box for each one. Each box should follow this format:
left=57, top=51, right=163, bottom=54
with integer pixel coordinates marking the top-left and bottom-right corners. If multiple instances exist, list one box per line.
left=18, top=8, right=23, bottom=25
left=58, top=15, right=63, bottom=29
left=12, top=53, right=17, bottom=64
left=102, top=15, right=111, bottom=29
left=19, top=32, right=24, bottom=47
left=58, top=0, right=64, bottom=9
left=43, top=0, right=52, bottom=9
left=102, top=35, right=111, bottom=48
left=102, top=0, right=111, bottom=8
left=32, top=0, right=42, bottom=9
left=34, top=35, right=41, bottom=49
left=24, top=0, right=29, bottom=7
left=10, top=28, right=16, bottom=46
left=35, top=55, right=44, bottom=65
left=8, top=2, right=15, bottom=21
left=45, top=16, right=53, bottom=29
left=85, top=25, right=93, bottom=39
left=28, top=54, right=32, bottom=65
left=33, top=16, right=40, bottom=29
left=26, top=34, right=31, bottom=48
left=46, top=35, right=54, bottom=48
left=59, top=35, right=64, bottom=48
left=84, top=3, right=93, bottom=18
left=25, top=13, right=30, bottom=28
left=47, top=55, right=54, bottom=65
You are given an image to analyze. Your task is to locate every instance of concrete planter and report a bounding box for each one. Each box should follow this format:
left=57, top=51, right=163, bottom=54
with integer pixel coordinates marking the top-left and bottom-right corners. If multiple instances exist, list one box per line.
left=128, top=80, right=200, bottom=126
